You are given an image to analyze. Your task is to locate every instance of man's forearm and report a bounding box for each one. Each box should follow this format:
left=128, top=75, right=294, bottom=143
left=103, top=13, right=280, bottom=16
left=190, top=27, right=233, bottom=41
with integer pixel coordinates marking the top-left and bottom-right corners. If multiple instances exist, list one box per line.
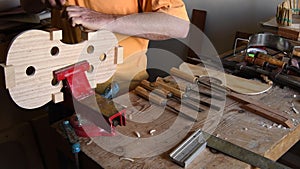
left=104, top=12, right=190, bottom=40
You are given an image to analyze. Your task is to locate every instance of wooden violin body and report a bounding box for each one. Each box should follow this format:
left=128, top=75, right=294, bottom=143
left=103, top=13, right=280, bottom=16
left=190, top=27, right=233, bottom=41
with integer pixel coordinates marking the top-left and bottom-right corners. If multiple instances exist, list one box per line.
left=2, top=29, right=123, bottom=109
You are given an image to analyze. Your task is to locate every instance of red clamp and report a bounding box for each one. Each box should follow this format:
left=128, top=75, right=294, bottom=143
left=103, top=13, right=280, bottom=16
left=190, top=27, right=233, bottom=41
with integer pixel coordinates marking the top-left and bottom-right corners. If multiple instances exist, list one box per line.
left=53, top=60, right=126, bottom=137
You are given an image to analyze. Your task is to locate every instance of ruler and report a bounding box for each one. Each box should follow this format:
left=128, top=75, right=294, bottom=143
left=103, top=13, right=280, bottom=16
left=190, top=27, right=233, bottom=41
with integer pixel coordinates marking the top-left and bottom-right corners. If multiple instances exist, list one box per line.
left=170, top=129, right=292, bottom=169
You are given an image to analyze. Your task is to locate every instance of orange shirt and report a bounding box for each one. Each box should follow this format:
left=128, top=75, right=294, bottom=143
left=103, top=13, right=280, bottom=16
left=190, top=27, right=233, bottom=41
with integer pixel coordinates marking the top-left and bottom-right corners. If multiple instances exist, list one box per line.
left=64, top=0, right=189, bottom=92
left=66, top=0, right=189, bottom=58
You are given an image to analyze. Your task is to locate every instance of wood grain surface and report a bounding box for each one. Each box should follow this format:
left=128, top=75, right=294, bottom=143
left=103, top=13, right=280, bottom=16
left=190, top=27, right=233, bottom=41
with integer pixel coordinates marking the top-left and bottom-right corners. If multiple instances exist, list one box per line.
left=63, top=84, right=300, bottom=169
left=4, top=29, right=120, bottom=109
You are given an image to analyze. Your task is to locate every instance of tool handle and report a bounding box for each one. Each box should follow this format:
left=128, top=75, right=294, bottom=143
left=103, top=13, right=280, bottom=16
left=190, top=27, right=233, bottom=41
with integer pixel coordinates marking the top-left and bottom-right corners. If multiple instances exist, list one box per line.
left=140, top=80, right=172, bottom=98
left=170, top=67, right=198, bottom=83
left=156, top=77, right=186, bottom=98
left=292, top=48, right=300, bottom=57
left=256, top=53, right=286, bottom=68
left=135, top=86, right=167, bottom=106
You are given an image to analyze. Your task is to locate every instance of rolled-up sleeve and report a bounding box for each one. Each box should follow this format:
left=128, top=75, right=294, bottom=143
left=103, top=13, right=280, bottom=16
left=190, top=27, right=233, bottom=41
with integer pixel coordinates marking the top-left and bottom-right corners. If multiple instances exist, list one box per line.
left=143, top=0, right=189, bottom=21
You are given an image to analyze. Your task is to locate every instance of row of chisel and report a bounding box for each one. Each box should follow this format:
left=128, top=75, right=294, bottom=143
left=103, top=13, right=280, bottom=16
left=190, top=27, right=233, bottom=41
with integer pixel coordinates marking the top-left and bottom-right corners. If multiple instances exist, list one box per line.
left=134, top=71, right=224, bottom=121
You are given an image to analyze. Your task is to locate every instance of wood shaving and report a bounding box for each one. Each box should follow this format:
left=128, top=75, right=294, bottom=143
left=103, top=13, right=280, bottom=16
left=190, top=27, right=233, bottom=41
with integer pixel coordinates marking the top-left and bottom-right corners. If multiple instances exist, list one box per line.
left=86, top=139, right=93, bottom=145
left=149, top=129, right=156, bottom=135
left=134, top=131, right=141, bottom=138
left=119, top=157, right=135, bottom=162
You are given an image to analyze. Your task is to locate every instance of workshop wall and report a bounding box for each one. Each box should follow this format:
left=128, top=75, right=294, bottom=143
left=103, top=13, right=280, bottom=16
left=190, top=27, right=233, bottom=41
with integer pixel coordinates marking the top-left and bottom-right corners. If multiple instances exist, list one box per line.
left=183, top=0, right=282, bottom=53
left=147, top=0, right=282, bottom=76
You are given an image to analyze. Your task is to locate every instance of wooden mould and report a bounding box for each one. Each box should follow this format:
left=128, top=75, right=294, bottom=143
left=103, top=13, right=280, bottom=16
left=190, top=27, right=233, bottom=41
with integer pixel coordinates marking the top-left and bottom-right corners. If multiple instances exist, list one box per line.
left=1, top=29, right=123, bottom=109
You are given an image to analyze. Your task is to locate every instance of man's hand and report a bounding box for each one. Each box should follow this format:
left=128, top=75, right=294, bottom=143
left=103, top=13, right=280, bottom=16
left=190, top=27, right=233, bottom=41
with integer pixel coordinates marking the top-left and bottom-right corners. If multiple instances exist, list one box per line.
left=66, top=6, right=116, bottom=30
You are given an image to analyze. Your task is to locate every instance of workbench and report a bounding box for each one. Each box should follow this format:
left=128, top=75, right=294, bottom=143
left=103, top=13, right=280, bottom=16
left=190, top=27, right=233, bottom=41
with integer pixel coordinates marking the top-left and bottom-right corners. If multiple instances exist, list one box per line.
left=51, top=62, right=300, bottom=169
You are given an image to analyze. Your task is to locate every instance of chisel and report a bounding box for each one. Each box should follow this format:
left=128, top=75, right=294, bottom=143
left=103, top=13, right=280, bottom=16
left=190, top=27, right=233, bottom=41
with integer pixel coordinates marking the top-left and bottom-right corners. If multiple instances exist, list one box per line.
left=170, top=129, right=292, bottom=169
left=154, top=78, right=221, bottom=111
left=140, top=79, right=207, bottom=112
left=135, top=86, right=197, bottom=122
left=170, top=67, right=227, bottom=94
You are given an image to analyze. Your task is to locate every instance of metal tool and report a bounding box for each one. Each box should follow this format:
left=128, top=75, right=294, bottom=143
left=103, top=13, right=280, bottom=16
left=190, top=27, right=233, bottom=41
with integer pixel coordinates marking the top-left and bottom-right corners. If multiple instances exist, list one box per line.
left=190, top=88, right=225, bottom=101
left=140, top=79, right=207, bottom=112
left=170, top=129, right=292, bottom=169
left=203, top=130, right=292, bottom=169
left=170, top=67, right=294, bottom=128
left=154, top=78, right=221, bottom=111
left=248, top=33, right=293, bottom=54
left=244, top=52, right=300, bottom=76
left=169, top=129, right=207, bottom=168
left=134, top=86, right=197, bottom=122
left=61, top=120, right=81, bottom=169
left=54, top=61, right=126, bottom=137
left=170, top=67, right=227, bottom=94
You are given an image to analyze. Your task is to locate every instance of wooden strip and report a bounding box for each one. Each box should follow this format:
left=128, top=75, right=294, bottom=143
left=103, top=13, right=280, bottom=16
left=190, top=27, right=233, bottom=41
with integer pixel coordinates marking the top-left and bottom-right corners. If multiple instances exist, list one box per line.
left=241, top=103, right=293, bottom=128
left=229, top=93, right=294, bottom=128
left=114, top=46, right=123, bottom=64
left=0, top=64, right=15, bottom=89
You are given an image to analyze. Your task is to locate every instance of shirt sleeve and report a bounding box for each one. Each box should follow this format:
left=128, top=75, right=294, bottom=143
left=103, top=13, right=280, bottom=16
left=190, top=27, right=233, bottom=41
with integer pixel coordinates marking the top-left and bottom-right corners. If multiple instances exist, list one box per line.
left=142, top=0, right=190, bottom=21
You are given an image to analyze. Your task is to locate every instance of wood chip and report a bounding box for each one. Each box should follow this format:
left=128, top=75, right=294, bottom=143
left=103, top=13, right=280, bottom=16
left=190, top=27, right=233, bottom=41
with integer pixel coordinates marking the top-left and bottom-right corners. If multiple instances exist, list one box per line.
left=149, top=129, right=156, bottom=135
left=134, top=131, right=141, bottom=138
left=119, top=157, right=135, bottom=162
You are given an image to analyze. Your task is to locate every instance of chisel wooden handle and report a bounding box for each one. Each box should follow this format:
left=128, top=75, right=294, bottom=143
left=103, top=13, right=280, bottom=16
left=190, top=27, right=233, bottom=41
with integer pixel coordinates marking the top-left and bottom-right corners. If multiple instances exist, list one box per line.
left=140, top=80, right=172, bottom=98
left=156, top=77, right=186, bottom=98
left=245, top=53, right=286, bottom=68
left=135, top=86, right=167, bottom=106
left=292, top=47, right=300, bottom=57
left=170, top=67, right=198, bottom=83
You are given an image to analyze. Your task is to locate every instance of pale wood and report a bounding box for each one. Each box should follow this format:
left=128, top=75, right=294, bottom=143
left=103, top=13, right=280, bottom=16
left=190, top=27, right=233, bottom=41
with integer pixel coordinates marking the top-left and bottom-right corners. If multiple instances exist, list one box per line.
left=0, top=64, right=15, bottom=89
left=4, top=29, right=121, bottom=109
left=46, top=28, right=62, bottom=41
left=52, top=92, right=64, bottom=104
left=179, top=62, right=272, bottom=95
left=115, top=46, right=124, bottom=64
left=170, top=67, right=198, bottom=83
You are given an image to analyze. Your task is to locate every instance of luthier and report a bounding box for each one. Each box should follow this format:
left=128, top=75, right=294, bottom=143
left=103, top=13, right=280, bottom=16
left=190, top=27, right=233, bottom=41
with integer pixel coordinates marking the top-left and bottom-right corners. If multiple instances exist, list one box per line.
left=1, top=1, right=300, bottom=169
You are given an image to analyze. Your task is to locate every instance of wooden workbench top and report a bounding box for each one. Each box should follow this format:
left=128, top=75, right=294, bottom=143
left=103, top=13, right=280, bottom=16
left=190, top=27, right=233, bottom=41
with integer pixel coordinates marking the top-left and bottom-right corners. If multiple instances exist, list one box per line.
left=74, top=78, right=300, bottom=169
